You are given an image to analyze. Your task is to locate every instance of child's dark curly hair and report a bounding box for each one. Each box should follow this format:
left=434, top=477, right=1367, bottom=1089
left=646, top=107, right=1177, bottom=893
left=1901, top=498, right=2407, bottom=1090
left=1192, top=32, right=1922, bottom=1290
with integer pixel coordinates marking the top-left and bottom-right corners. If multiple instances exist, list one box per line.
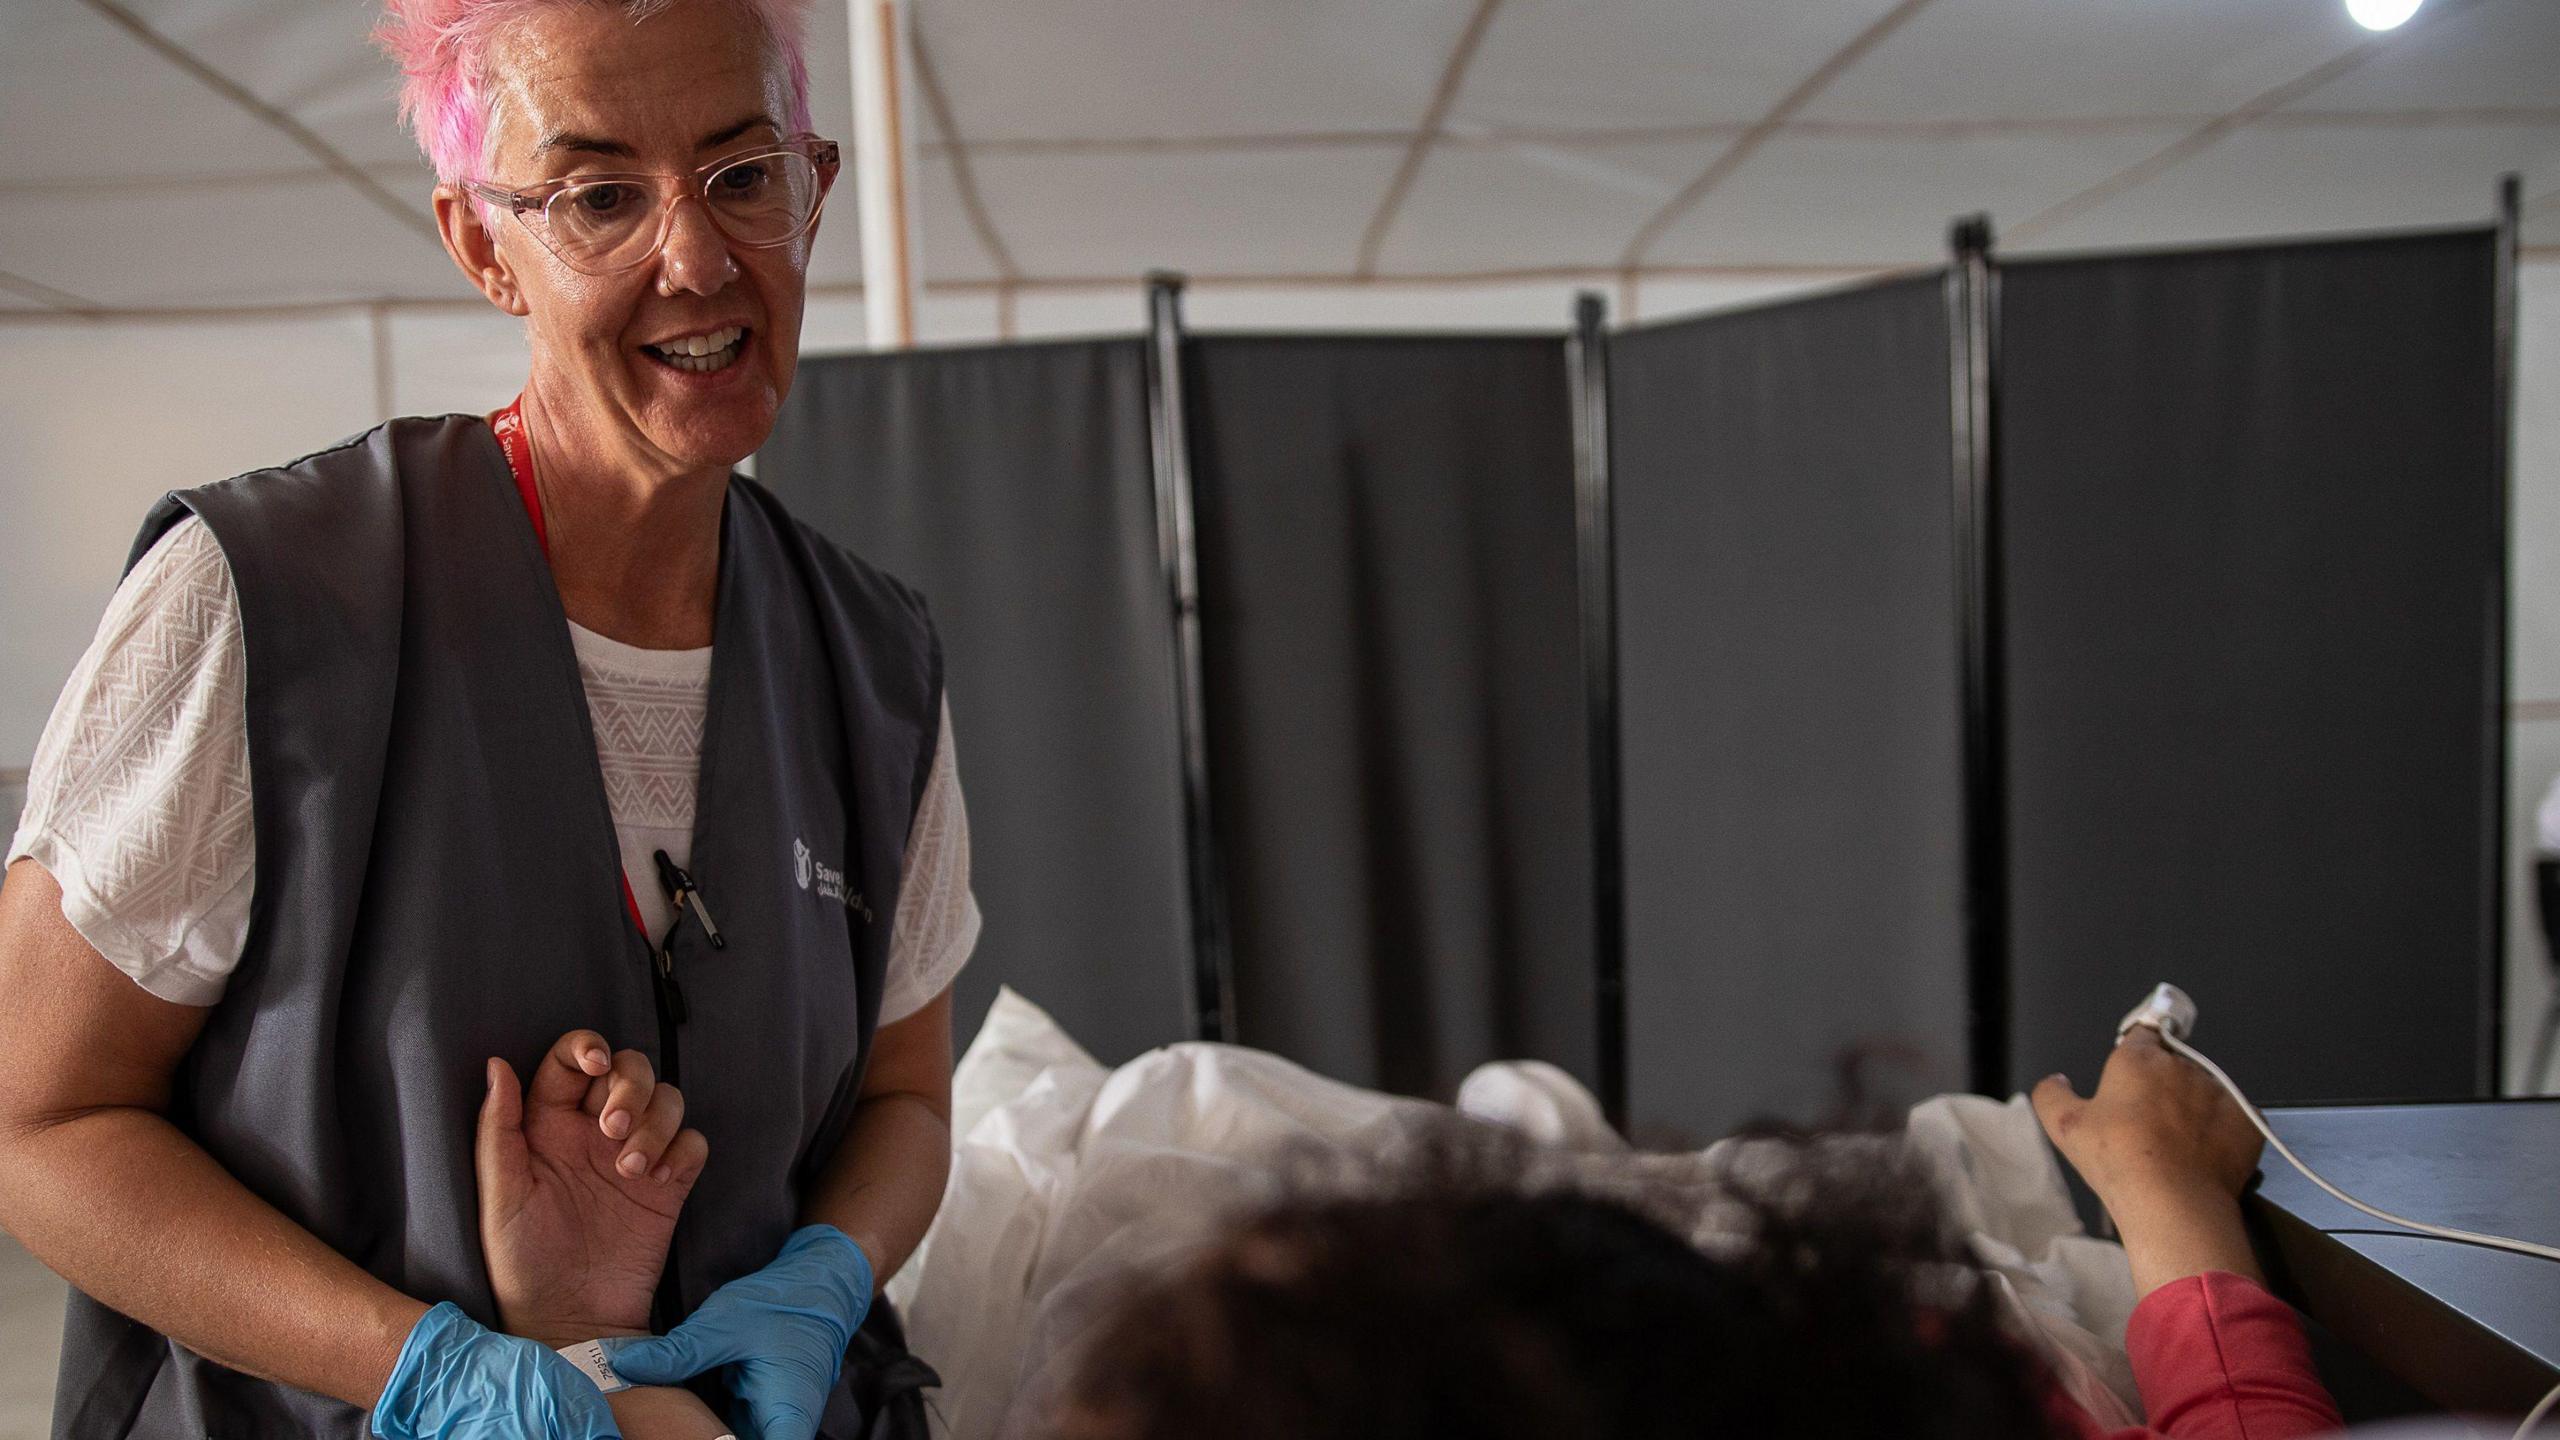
left=1038, top=1123, right=2072, bottom=1440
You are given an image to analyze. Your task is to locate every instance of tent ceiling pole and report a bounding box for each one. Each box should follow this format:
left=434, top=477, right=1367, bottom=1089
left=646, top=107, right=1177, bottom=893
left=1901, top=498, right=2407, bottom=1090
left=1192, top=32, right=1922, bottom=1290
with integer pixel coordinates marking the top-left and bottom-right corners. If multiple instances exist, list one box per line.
left=1146, top=274, right=1236, bottom=1043
left=0, top=267, right=100, bottom=312
left=850, top=0, right=921, bottom=348
left=1569, top=292, right=1628, bottom=1131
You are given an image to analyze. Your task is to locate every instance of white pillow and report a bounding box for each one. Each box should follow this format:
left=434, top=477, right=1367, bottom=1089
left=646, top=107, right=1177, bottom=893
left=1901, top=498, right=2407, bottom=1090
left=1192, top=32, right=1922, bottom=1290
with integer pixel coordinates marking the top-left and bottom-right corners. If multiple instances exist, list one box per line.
left=950, top=986, right=1104, bottom=1143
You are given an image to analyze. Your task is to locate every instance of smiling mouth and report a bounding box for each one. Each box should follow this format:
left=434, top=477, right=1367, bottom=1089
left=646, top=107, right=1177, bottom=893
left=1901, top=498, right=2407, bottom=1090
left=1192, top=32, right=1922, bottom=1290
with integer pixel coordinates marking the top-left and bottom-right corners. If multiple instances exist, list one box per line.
left=644, top=325, right=748, bottom=374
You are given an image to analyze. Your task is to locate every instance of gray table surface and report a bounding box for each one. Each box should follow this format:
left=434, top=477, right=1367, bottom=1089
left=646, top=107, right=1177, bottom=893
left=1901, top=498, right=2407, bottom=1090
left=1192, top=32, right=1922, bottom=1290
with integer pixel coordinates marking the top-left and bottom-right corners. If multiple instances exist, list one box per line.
left=2247, top=1100, right=2560, bottom=1415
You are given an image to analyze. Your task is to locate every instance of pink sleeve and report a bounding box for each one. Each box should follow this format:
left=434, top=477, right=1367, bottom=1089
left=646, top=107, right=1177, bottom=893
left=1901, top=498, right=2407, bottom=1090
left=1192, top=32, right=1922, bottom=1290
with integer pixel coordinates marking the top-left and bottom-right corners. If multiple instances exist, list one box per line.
left=2062, top=1272, right=2343, bottom=1440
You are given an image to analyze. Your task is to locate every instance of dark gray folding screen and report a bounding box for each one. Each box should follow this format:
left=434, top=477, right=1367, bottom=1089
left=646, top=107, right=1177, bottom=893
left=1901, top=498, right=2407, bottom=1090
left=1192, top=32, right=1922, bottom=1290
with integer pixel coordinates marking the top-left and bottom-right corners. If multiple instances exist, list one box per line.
left=757, top=339, right=1196, bottom=1062
left=1611, top=278, right=1971, bottom=1141
left=759, top=333, right=1592, bottom=1093
left=752, top=220, right=2505, bottom=1119
left=1998, top=232, right=2505, bottom=1103
left=1184, top=336, right=1593, bottom=1100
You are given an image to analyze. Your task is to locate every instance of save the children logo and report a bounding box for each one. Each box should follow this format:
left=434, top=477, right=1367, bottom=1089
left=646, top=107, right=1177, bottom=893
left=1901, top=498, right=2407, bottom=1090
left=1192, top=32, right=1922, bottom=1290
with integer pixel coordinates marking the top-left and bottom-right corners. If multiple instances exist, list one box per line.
left=794, top=835, right=873, bottom=922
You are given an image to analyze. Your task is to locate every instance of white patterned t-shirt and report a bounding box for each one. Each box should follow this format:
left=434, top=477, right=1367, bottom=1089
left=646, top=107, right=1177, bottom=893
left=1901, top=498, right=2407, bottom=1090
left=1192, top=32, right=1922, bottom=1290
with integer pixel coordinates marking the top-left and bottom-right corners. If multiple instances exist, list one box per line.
left=6, top=517, right=978, bottom=1024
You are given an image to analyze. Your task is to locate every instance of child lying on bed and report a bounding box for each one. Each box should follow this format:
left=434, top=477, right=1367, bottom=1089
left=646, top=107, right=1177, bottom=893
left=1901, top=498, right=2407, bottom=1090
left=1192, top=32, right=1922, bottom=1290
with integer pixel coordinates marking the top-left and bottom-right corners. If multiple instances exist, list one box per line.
left=1025, top=1025, right=2342, bottom=1440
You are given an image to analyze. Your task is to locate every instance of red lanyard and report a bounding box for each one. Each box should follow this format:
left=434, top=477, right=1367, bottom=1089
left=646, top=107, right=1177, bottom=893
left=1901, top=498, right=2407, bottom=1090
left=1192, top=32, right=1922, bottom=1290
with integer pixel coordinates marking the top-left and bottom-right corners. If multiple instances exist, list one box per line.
left=490, top=394, right=549, bottom=555
left=491, top=395, right=653, bottom=942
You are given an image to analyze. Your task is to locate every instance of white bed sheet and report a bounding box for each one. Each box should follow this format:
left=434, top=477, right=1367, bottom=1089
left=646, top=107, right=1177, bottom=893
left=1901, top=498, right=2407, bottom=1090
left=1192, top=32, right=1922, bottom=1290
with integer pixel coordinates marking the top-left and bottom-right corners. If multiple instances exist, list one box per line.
left=891, top=987, right=2145, bottom=1440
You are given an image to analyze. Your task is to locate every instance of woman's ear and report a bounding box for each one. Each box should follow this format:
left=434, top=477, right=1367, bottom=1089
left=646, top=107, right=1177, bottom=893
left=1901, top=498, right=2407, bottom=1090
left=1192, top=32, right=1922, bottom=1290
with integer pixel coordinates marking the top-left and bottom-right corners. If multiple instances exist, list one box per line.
left=433, top=185, right=531, bottom=318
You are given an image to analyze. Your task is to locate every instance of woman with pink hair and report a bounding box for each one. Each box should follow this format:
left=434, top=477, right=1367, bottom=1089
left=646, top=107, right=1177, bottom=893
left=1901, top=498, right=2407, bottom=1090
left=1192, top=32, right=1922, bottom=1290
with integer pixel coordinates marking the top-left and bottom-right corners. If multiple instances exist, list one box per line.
left=0, top=2, right=973, bottom=1437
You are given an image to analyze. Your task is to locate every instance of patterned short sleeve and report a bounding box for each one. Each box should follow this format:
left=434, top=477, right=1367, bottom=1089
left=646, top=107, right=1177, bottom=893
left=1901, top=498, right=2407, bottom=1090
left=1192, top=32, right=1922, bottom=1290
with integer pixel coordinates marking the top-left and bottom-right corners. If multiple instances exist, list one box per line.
left=879, top=698, right=979, bottom=1026
left=6, top=518, right=256, bottom=1004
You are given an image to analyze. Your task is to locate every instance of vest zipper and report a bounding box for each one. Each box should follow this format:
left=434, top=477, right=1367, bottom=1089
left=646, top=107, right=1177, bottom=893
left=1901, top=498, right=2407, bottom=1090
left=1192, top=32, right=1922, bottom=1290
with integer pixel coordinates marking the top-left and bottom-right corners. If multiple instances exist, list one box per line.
left=651, top=944, right=687, bottom=1087
left=643, top=853, right=705, bottom=1340
left=647, top=952, right=689, bottom=1339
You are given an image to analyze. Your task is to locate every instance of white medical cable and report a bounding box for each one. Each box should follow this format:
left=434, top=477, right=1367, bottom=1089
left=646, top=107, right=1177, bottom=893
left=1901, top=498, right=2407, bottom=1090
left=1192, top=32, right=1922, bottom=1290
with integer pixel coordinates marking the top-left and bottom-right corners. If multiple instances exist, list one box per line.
left=2519, top=1380, right=2560, bottom=1440
left=2150, top=1029, right=2560, bottom=1265
left=2131, top=1018, right=2560, bottom=1435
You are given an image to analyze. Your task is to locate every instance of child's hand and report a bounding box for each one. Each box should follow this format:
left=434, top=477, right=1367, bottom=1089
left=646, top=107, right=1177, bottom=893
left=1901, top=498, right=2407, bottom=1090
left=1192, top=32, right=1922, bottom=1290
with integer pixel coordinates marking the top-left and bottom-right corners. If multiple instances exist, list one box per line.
left=476, top=1030, right=709, bottom=1347
left=2032, top=1027, right=2266, bottom=1295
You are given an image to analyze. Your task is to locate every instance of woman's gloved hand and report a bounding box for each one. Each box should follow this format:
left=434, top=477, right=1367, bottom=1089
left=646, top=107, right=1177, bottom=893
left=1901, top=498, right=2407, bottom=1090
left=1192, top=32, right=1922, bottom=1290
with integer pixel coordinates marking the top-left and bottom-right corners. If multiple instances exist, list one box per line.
left=371, top=1301, right=620, bottom=1440
left=603, top=1225, right=874, bottom=1440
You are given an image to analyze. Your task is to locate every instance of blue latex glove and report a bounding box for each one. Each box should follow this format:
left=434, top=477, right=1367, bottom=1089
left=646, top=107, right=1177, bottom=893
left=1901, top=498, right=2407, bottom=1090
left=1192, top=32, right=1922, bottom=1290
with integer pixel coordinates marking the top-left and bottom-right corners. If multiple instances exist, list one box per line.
left=604, top=1225, right=874, bottom=1440
left=371, top=1301, right=620, bottom=1440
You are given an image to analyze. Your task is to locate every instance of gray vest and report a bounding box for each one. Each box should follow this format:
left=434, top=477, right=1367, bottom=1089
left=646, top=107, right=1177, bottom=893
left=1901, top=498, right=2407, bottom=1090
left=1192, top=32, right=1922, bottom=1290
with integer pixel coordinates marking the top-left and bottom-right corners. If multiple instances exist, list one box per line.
left=52, top=415, right=942, bottom=1438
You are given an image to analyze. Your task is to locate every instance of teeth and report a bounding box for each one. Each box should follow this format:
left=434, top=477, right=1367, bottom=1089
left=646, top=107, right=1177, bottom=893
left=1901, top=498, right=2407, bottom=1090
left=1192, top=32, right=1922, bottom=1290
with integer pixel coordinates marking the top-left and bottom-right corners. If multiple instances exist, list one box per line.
left=650, top=326, right=744, bottom=372
left=665, top=326, right=741, bottom=356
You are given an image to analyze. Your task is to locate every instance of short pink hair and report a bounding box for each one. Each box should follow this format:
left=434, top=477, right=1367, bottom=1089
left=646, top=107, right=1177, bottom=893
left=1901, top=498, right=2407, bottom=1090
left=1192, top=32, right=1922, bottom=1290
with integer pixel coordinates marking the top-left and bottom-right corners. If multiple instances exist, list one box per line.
left=377, top=0, right=814, bottom=185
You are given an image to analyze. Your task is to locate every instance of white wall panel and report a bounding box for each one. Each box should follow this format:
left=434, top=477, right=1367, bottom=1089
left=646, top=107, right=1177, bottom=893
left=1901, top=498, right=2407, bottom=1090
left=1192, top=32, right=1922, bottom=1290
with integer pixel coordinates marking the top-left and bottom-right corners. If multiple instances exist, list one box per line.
left=0, top=313, right=377, bottom=765
left=2510, top=258, right=2560, bottom=1092
left=1000, top=288, right=1146, bottom=340
left=797, top=291, right=1007, bottom=352
left=2508, top=722, right=2560, bottom=1094
left=801, top=157, right=957, bottom=292
left=384, top=309, right=529, bottom=421
left=2517, top=262, right=2560, bottom=704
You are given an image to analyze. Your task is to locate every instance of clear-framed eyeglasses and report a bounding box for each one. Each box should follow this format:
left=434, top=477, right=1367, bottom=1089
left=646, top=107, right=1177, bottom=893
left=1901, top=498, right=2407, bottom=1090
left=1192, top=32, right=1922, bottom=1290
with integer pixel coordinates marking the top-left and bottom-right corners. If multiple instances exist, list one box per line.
left=459, top=135, right=840, bottom=277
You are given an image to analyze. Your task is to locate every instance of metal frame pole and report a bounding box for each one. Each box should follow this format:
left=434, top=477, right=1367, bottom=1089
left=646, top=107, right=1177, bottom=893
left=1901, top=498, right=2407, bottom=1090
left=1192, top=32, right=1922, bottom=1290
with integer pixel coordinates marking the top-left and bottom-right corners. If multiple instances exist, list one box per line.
left=849, top=0, right=921, bottom=348
left=2487, top=175, right=2520, bottom=1093
left=1145, top=274, right=1236, bottom=1042
left=1946, top=215, right=2011, bottom=1098
left=1569, top=292, right=1629, bottom=1132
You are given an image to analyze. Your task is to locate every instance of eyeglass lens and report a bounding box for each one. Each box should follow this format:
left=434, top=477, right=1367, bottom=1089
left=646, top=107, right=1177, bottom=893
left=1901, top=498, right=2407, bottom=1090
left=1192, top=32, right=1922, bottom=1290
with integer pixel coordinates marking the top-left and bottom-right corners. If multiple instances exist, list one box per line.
left=540, top=152, right=824, bottom=272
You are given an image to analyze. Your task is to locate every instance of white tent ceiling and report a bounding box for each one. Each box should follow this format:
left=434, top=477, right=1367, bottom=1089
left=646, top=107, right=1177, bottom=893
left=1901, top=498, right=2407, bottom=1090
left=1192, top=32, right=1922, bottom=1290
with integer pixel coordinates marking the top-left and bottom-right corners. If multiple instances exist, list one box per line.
left=1, top=0, right=2555, bottom=319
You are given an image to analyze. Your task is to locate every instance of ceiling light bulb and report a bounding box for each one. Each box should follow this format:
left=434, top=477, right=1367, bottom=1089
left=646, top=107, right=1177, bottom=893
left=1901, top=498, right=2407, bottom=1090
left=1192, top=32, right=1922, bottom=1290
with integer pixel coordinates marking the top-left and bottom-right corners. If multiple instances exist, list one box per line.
left=2345, top=0, right=2423, bottom=30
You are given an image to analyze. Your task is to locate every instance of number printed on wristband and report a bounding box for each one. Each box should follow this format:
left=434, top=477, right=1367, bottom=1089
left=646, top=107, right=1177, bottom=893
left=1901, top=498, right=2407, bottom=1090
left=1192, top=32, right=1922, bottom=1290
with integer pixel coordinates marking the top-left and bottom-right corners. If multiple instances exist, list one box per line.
left=554, top=1339, right=632, bottom=1394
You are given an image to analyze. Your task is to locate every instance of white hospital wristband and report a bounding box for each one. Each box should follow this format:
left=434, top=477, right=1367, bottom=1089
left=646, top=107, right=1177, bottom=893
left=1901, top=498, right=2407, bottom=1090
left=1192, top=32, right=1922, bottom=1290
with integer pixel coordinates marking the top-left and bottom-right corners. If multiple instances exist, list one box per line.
left=553, top=1339, right=631, bottom=1394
